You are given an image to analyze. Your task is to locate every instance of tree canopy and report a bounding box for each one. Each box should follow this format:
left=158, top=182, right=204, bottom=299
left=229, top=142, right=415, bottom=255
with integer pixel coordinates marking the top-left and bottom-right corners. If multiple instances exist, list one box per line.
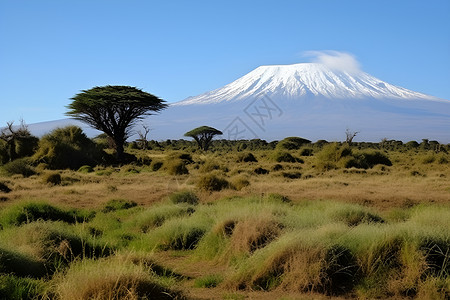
left=66, top=85, right=167, bottom=161
left=184, top=126, right=222, bottom=151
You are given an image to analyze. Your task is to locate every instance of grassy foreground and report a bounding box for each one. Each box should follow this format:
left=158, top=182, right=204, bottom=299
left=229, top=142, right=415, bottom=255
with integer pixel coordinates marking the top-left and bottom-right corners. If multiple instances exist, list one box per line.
left=0, top=196, right=448, bottom=299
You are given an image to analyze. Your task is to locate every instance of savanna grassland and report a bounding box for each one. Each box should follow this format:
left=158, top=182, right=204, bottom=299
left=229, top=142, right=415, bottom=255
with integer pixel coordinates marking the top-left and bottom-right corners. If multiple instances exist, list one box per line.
left=0, top=134, right=449, bottom=299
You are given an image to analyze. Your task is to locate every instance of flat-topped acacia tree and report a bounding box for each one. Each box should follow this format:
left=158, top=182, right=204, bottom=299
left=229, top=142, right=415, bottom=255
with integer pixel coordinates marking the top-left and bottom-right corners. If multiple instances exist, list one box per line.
left=184, top=126, right=222, bottom=151
left=66, top=85, right=167, bottom=161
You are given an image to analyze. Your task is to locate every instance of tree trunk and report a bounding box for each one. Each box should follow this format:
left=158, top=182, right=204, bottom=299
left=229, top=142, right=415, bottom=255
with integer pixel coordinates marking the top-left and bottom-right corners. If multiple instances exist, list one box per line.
left=115, top=140, right=125, bottom=163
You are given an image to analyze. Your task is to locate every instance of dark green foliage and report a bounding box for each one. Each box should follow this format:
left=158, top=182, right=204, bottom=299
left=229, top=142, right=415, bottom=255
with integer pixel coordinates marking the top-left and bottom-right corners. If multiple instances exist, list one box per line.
left=420, top=238, right=450, bottom=277
left=0, top=182, right=11, bottom=193
left=276, top=137, right=311, bottom=150
left=67, top=85, right=167, bottom=161
left=0, top=248, right=47, bottom=278
left=353, top=151, right=392, bottom=169
left=0, top=202, right=94, bottom=228
left=169, top=191, right=199, bottom=205
left=161, top=227, right=206, bottom=250
left=300, top=148, right=314, bottom=156
left=254, top=167, right=269, bottom=175
left=184, top=126, right=222, bottom=151
left=32, top=126, right=102, bottom=170
left=197, top=174, right=230, bottom=191
left=333, top=210, right=384, bottom=226
left=316, top=144, right=391, bottom=170
left=0, top=275, right=45, bottom=300
left=272, top=151, right=303, bottom=163
left=272, top=164, right=283, bottom=171
left=237, top=152, right=258, bottom=163
left=102, top=199, right=137, bottom=213
left=1, top=158, right=35, bottom=177
left=0, top=121, right=38, bottom=164
left=150, top=161, right=163, bottom=171
left=43, top=172, right=62, bottom=185
left=406, top=141, right=420, bottom=149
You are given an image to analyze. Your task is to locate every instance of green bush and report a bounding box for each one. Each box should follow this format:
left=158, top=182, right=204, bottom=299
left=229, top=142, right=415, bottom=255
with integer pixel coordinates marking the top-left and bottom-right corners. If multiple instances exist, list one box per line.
left=197, top=174, right=230, bottom=191
left=1, top=158, right=35, bottom=177
left=231, top=177, right=250, bottom=191
left=165, top=159, right=189, bottom=175
left=0, top=181, right=11, bottom=193
left=272, top=151, right=303, bottom=163
left=276, top=137, right=311, bottom=150
left=236, top=152, right=258, bottom=163
left=0, top=274, right=45, bottom=300
left=150, top=161, right=163, bottom=171
left=0, top=201, right=94, bottom=228
left=102, top=199, right=137, bottom=213
left=169, top=191, right=199, bottom=205
left=32, top=126, right=102, bottom=170
left=42, top=172, right=62, bottom=185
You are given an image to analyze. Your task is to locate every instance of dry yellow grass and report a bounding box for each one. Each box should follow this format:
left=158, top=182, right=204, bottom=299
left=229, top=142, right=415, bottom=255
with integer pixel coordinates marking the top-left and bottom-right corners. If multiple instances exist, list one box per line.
left=1, top=149, right=449, bottom=211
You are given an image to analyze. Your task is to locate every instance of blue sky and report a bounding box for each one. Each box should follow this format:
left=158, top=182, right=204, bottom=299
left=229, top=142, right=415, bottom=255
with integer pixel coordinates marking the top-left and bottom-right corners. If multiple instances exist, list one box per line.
left=1, top=0, right=449, bottom=124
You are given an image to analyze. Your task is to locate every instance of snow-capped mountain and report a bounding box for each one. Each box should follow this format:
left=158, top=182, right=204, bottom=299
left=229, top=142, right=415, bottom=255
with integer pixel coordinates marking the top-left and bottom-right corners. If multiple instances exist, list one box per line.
left=176, top=63, right=438, bottom=105
left=27, top=63, right=450, bottom=142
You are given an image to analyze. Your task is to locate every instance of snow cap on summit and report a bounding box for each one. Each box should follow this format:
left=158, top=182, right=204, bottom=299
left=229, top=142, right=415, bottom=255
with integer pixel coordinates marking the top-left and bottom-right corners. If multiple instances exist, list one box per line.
left=303, top=50, right=361, bottom=74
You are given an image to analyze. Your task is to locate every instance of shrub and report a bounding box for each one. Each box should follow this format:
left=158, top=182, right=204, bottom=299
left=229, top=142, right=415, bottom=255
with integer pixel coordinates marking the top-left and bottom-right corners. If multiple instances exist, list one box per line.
left=0, top=181, right=11, bottom=193
left=254, top=167, right=269, bottom=175
left=102, top=199, right=137, bottom=213
left=353, top=151, right=392, bottom=169
left=150, top=161, right=163, bottom=171
left=43, top=172, right=62, bottom=185
left=276, top=137, right=311, bottom=150
left=0, top=274, right=45, bottom=300
left=300, top=148, right=314, bottom=156
left=53, top=258, right=182, bottom=300
left=32, top=126, right=102, bottom=170
left=169, top=191, right=199, bottom=205
left=231, top=177, right=250, bottom=191
left=236, top=152, right=258, bottom=163
left=165, top=159, right=189, bottom=175
left=271, top=164, right=283, bottom=171
left=0, top=201, right=94, bottom=228
left=0, top=247, right=47, bottom=278
left=1, top=158, right=35, bottom=177
left=282, top=172, right=302, bottom=179
left=197, top=174, right=230, bottom=191
left=77, top=165, right=94, bottom=173
left=272, top=151, right=303, bottom=163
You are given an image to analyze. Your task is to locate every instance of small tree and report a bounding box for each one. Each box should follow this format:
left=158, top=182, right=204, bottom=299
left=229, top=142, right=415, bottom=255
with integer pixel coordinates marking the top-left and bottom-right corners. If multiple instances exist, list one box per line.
left=184, top=126, right=222, bottom=151
left=345, top=128, right=359, bottom=144
left=66, top=86, right=167, bottom=161
left=0, top=120, right=38, bottom=163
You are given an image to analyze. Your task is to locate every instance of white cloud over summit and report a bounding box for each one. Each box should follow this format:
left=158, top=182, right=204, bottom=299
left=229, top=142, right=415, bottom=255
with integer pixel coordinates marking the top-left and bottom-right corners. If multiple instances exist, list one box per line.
left=303, top=50, right=362, bottom=74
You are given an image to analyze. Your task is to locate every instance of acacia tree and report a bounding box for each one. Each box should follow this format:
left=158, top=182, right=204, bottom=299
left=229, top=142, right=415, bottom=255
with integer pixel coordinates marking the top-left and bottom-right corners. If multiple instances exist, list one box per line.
left=184, top=126, right=222, bottom=151
left=66, top=86, right=167, bottom=161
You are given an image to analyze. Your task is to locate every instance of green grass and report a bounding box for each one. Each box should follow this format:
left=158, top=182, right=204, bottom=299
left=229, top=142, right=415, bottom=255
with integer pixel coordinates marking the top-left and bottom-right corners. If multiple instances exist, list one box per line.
left=0, top=194, right=448, bottom=299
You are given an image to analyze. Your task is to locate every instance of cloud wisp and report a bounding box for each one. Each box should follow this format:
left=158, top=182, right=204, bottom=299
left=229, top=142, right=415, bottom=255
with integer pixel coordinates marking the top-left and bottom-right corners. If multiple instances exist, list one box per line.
left=303, top=50, right=362, bottom=74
